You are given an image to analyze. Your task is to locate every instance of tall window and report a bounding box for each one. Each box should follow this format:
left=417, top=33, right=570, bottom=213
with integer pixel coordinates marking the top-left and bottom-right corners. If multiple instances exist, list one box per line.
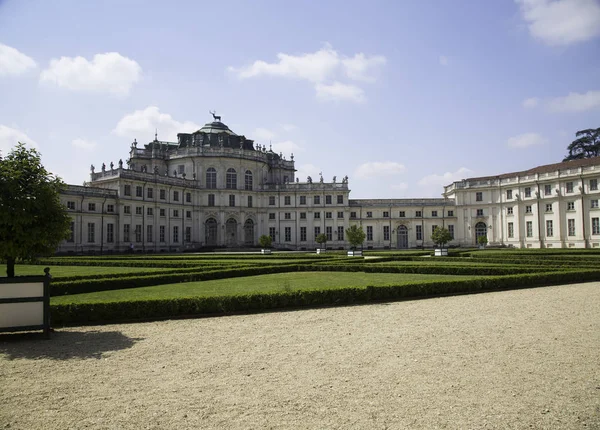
left=591, top=179, right=598, bottom=191
left=314, top=226, right=321, bottom=240
left=566, top=182, right=574, bottom=193
left=124, top=205, right=131, bottom=214
left=300, top=227, right=307, bottom=241
left=366, top=226, right=373, bottom=241
left=67, top=222, right=75, bottom=242
left=147, top=187, right=153, bottom=198
left=337, top=226, right=344, bottom=241
left=173, top=226, right=179, bottom=243
left=314, top=196, right=321, bottom=205
left=546, top=220, right=553, bottom=237
left=248, top=196, right=253, bottom=208
left=226, top=168, right=237, bottom=189
left=124, top=185, right=131, bottom=196
left=506, top=190, right=512, bottom=200
left=592, top=218, right=599, bottom=235
left=326, top=226, right=332, bottom=241
left=186, top=192, right=191, bottom=203
left=160, top=189, right=166, bottom=200
left=269, top=227, right=276, bottom=241
left=544, top=184, right=552, bottom=195
left=300, top=196, right=306, bottom=205
left=416, top=225, right=422, bottom=240
left=285, top=227, right=291, bottom=242
left=106, top=223, right=114, bottom=243
left=508, top=222, right=514, bottom=238
left=136, top=186, right=142, bottom=197
left=208, top=194, right=215, bottom=207
left=476, top=192, right=483, bottom=201
left=124, top=224, right=130, bottom=242
left=568, top=219, right=575, bottom=236
left=159, top=226, right=165, bottom=242
left=136, top=206, right=143, bottom=215
left=147, top=207, right=153, bottom=216
left=448, top=224, right=454, bottom=239
left=147, top=225, right=153, bottom=242
left=87, top=223, right=95, bottom=243
left=245, top=170, right=253, bottom=190
left=173, top=191, right=179, bottom=202
left=135, top=225, right=142, bottom=242
left=284, top=196, right=291, bottom=205
left=229, top=195, right=235, bottom=207
left=524, top=187, right=531, bottom=198
left=185, top=226, right=191, bottom=243
left=383, top=226, right=390, bottom=241
left=337, top=195, right=343, bottom=204
left=206, top=167, right=217, bottom=189
left=325, top=195, right=332, bottom=204
left=526, top=221, right=533, bottom=237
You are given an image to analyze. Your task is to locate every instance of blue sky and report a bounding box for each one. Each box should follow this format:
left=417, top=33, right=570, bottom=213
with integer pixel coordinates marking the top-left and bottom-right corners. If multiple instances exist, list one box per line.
left=1, top=0, right=599, bottom=198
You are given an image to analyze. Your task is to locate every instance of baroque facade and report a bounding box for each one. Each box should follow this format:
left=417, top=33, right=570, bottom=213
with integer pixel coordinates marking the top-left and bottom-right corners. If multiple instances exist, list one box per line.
left=57, top=117, right=600, bottom=253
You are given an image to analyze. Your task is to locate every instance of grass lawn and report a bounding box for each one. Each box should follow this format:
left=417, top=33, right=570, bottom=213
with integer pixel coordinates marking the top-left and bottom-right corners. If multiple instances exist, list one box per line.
left=1, top=265, right=167, bottom=278
left=52, top=272, right=480, bottom=304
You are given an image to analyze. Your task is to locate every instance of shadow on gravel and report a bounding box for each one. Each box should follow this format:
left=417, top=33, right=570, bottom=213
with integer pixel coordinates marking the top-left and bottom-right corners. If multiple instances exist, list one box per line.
left=0, top=330, right=142, bottom=360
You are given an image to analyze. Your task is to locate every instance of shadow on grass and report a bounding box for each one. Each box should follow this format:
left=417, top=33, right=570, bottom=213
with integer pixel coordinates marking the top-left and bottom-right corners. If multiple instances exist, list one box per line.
left=0, top=330, right=142, bottom=360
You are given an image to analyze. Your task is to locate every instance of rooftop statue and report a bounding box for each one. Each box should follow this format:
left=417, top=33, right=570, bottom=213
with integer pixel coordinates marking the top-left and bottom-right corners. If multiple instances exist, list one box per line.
left=209, top=110, right=221, bottom=122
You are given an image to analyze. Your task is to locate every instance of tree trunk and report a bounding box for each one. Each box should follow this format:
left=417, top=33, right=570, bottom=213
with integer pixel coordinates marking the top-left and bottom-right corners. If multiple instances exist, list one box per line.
left=6, top=256, right=16, bottom=278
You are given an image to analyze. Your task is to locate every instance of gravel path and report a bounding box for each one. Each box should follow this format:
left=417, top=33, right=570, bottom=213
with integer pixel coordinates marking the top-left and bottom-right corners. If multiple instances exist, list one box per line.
left=2, top=282, right=600, bottom=429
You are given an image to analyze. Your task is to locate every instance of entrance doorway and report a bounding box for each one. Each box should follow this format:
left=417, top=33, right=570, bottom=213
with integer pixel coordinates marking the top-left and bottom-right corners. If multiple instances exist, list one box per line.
left=397, top=225, right=408, bottom=249
left=226, top=218, right=237, bottom=246
left=205, top=218, right=217, bottom=246
left=475, top=222, right=487, bottom=244
left=244, top=219, right=254, bottom=246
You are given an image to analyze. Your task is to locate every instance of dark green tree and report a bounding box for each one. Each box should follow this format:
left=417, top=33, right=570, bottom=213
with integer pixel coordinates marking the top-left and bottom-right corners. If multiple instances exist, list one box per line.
left=431, top=226, right=452, bottom=249
left=346, top=225, right=366, bottom=250
left=258, top=234, right=272, bottom=249
left=315, top=233, right=328, bottom=250
left=563, top=128, right=600, bottom=161
left=0, top=143, right=71, bottom=277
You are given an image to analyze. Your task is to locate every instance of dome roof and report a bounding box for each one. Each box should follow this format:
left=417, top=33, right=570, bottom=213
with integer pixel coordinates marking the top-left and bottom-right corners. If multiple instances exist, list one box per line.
left=196, top=121, right=237, bottom=136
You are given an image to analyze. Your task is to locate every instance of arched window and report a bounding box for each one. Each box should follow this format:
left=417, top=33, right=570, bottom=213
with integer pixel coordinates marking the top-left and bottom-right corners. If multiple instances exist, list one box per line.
left=226, top=168, right=237, bottom=189
left=245, top=170, right=253, bottom=190
left=475, top=222, right=487, bottom=242
left=206, top=167, right=216, bottom=189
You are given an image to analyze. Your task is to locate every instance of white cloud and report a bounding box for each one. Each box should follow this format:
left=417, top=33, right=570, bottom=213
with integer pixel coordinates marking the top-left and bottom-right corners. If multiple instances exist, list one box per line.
left=40, top=52, right=142, bottom=96
left=355, top=161, right=406, bottom=179
left=342, top=53, right=387, bottom=82
left=0, top=125, right=38, bottom=155
left=391, top=183, right=409, bottom=191
left=280, top=123, right=297, bottom=132
left=522, top=97, right=539, bottom=108
left=418, top=167, right=474, bottom=187
left=507, top=132, right=548, bottom=148
left=439, top=55, right=448, bottom=66
left=253, top=127, right=277, bottom=141
left=71, top=138, right=96, bottom=151
left=113, top=106, right=201, bottom=142
left=0, top=43, right=37, bottom=77
left=295, top=163, right=321, bottom=182
left=515, top=0, right=600, bottom=46
left=271, top=140, right=303, bottom=155
left=547, top=90, right=600, bottom=112
left=315, top=81, right=365, bottom=103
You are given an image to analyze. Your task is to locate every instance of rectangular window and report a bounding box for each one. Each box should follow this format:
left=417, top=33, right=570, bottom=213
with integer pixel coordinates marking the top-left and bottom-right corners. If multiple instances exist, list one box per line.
left=186, top=192, right=191, bottom=203
left=526, top=221, right=533, bottom=237
left=366, top=211, right=373, bottom=218
left=173, top=209, right=179, bottom=218
left=124, top=224, right=130, bottom=242
left=67, top=222, right=75, bottom=242
left=135, top=206, right=142, bottom=215
left=269, top=213, right=276, bottom=220
left=300, top=196, right=306, bottom=205
left=314, top=226, right=321, bottom=240
left=285, top=227, right=291, bottom=242
left=337, top=226, right=344, bottom=241
left=300, top=212, right=307, bottom=219
left=173, top=226, right=179, bottom=243
left=136, top=186, right=142, bottom=197
left=178, top=164, right=185, bottom=175
left=506, top=190, right=512, bottom=200
left=544, top=184, right=552, bottom=196
left=546, top=220, right=553, bottom=237
left=269, top=196, right=276, bottom=205
left=431, top=211, right=437, bottom=217
left=545, top=203, right=552, bottom=212
left=415, top=211, right=422, bottom=218
left=383, top=226, right=390, bottom=241
left=314, top=212, right=321, bottom=219
left=525, top=205, right=532, bottom=214
left=477, top=209, right=484, bottom=216
left=284, top=212, right=291, bottom=220
left=507, top=207, right=513, bottom=215
left=186, top=210, right=191, bottom=219
left=448, top=224, right=454, bottom=239
left=226, top=170, right=237, bottom=189
left=159, top=226, right=165, bottom=242
left=314, top=196, right=320, bottom=205
left=592, top=218, right=599, bottom=235
left=476, top=192, right=483, bottom=201
left=337, top=195, right=343, bottom=204
left=88, top=202, right=96, bottom=211
left=145, top=207, right=152, bottom=216
left=325, top=212, right=332, bottom=219
left=173, top=191, right=179, bottom=202
left=245, top=171, right=253, bottom=190
left=567, top=201, right=575, bottom=210
left=146, top=225, right=153, bottom=242
left=106, top=223, right=114, bottom=243
left=185, top=226, right=191, bottom=243
left=135, top=224, right=142, bottom=243
left=325, top=195, right=332, bottom=204
left=591, top=199, right=599, bottom=209
left=248, top=196, right=253, bottom=208
left=124, top=205, right=131, bottom=214
left=399, top=211, right=405, bottom=217
left=106, top=204, right=114, bottom=213
left=326, top=226, right=332, bottom=241
left=366, top=226, right=373, bottom=241
left=208, top=194, right=215, bottom=207
left=124, top=185, right=131, bottom=196
left=568, top=219, right=575, bottom=236
left=160, top=208, right=166, bottom=217
left=508, top=222, right=514, bottom=238
left=350, top=211, right=357, bottom=218
left=591, top=179, right=598, bottom=191
left=416, top=225, right=422, bottom=240
left=284, top=196, right=291, bottom=205
left=229, top=195, right=235, bottom=207
left=160, top=189, right=166, bottom=200
left=383, top=211, right=389, bottom=218
left=300, top=226, right=307, bottom=241
left=269, top=227, right=276, bottom=242
left=566, top=182, right=574, bottom=193
left=337, top=211, right=344, bottom=219
left=87, top=223, right=95, bottom=243
left=147, top=188, right=153, bottom=199
left=524, top=187, right=531, bottom=198
left=447, top=210, right=454, bottom=217
left=67, top=201, right=75, bottom=210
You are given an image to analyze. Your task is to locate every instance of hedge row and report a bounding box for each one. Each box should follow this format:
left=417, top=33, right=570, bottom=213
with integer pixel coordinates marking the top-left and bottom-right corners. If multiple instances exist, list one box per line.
left=460, top=256, right=600, bottom=267
left=50, top=269, right=600, bottom=325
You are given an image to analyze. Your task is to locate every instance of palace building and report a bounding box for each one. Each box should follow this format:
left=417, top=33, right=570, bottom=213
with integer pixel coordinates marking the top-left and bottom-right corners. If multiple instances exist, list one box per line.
left=57, top=116, right=600, bottom=253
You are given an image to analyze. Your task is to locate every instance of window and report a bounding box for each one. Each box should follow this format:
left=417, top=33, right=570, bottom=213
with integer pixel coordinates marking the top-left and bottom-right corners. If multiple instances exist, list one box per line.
left=525, top=205, right=532, bottom=214
left=226, top=168, right=237, bottom=189
left=326, top=195, right=332, bottom=204
left=314, top=212, right=321, bottom=219
left=591, top=179, right=598, bottom=191
left=106, top=223, right=114, bottom=243
left=366, top=226, right=373, bottom=241
left=186, top=192, right=191, bottom=203
left=300, top=196, right=306, bottom=205
left=544, top=184, right=552, bottom=196
left=592, top=218, right=599, bottom=235
left=415, top=211, right=422, bottom=218
left=135, top=206, right=142, bottom=215
left=568, top=219, right=575, bottom=236
left=476, top=192, right=483, bottom=201
left=524, top=187, right=531, bottom=198
left=284, top=196, right=291, bottom=205
left=591, top=199, right=599, bottom=209
left=314, top=196, right=320, bottom=205
left=300, top=227, right=307, bottom=241
left=383, top=226, right=390, bottom=241
left=506, top=190, right=512, bottom=200
left=229, top=195, right=235, bottom=207
left=186, top=210, right=191, bottom=219
left=206, top=167, right=217, bottom=189
left=447, top=210, right=454, bottom=217
left=147, top=207, right=153, bottom=216
left=124, top=185, right=131, bottom=196
left=173, top=226, right=179, bottom=243
left=337, top=211, right=344, bottom=219
left=526, top=221, right=533, bottom=237
left=416, top=225, right=422, bottom=240
left=337, top=226, right=344, bottom=241
left=185, top=226, right=191, bottom=243
left=124, top=205, right=130, bottom=214
left=350, top=212, right=357, bottom=218
left=87, top=223, right=95, bottom=243
left=147, top=225, right=153, bottom=242
left=147, top=188, right=153, bottom=199
left=269, top=213, right=276, bottom=220
left=477, top=209, right=484, bottom=216
left=136, top=186, right=142, bottom=197
left=178, top=165, right=185, bottom=175
left=507, top=207, right=513, bottom=215
left=284, top=212, right=291, bottom=220
left=64, top=222, right=75, bottom=243
left=173, top=191, right=179, bottom=202
left=173, top=209, right=179, bottom=218
left=208, top=194, right=215, bottom=207
left=67, top=201, right=75, bottom=210
left=431, top=211, right=437, bottom=217
left=160, top=189, right=166, bottom=200
left=135, top=225, right=142, bottom=243
left=248, top=196, right=253, bottom=208
left=285, top=227, right=291, bottom=242
left=107, top=204, right=114, bottom=213
left=314, top=226, right=321, bottom=240
left=88, top=202, right=96, bottom=211
left=448, top=224, right=454, bottom=239
left=366, top=211, right=373, bottom=218
left=160, top=208, right=166, bottom=217
left=545, top=203, right=552, bottom=212
left=245, top=170, right=253, bottom=190
left=399, top=211, right=405, bottom=217
left=325, top=212, right=332, bottom=219
left=508, top=222, right=514, bottom=238
left=566, top=182, right=574, bottom=193
left=567, top=201, right=575, bottom=210
left=431, top=225, right=438, bottom=235
left=300, top=212, right=306, bottom=219
left=326, top=226, right=333, bottom=241
left=123, top=224, right=130, bottom=242
left=546, top=220, right=553, bottom=237
left=383, top=211, right=389, bottom=218
left=270, top=227, right=276, bottom=241
left=159, top=226, right=165, bottom=242
left=337, top=195, right=343, bottom=204
left=269, top=196, right=276, bottom=206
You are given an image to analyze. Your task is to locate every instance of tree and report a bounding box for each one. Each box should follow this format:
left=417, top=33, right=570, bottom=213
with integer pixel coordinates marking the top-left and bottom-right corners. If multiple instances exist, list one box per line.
left=258, top=234, right=272, bottom=249
left=315, top=233, right=328, bottom=250
left=477, top=235, right=488, bottom=247
left=0, top=143, right=71, bottom=278
left=431, top=226, right=452, bottom=249
left=346, top=225, right=366, bottom=250
left=563, top=128, right=600, bottom=161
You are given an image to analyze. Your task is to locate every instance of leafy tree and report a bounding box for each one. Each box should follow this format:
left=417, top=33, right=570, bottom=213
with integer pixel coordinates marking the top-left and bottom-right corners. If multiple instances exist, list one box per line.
left=258, top=234, right=272, bottom=249
left=477, top=235, right=488, bottom=247
left=346, top=225, right=366, bottom=250
left=563, top=128, right=600, bottom=161
left=315, top=233, right=328, bottom=250
left=0, top=143, right=71, bottom=277
left=431, top=226, right=452, bottom=249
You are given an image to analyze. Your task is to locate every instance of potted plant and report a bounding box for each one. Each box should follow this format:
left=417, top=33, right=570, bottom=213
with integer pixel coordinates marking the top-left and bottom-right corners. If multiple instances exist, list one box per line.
left=346, top=225, right=366, bottom=257
left=315, top=233, right=328, bottom=254
left=477, top=235, right=488, bottom=249
left=259, top=235, right=272, bottom=254
left=431, top=226, right=452, bottom=256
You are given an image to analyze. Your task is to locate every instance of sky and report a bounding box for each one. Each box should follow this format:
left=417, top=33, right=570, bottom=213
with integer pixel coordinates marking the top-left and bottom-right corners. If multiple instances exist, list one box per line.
left=0, top=0, right=599, bottom=199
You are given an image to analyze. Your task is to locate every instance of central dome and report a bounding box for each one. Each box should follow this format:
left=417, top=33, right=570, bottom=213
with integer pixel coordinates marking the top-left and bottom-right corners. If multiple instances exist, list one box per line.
left=197, top=121, right=237, bottom=136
